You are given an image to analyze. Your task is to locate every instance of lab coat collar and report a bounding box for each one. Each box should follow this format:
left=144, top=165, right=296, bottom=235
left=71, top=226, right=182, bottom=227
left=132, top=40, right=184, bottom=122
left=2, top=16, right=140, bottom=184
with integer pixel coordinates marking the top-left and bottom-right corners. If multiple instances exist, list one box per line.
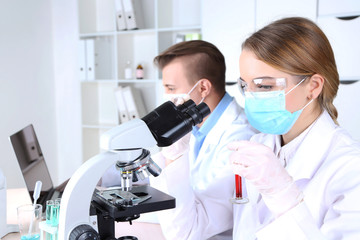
left=253, top=111, right=338, bottom=181
left=246, top=111, right=338, bottom=206
left=195, top=99, right=240, bottom=160
left=285, top=111, right=338, bottom=181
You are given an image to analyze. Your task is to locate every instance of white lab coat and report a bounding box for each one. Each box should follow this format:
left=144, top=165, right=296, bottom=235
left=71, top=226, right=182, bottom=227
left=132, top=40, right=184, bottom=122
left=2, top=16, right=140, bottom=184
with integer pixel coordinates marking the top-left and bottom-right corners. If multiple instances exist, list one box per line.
left=151, top=98, right=257, bottom=240
left=233, top=111, right=360, bottom=239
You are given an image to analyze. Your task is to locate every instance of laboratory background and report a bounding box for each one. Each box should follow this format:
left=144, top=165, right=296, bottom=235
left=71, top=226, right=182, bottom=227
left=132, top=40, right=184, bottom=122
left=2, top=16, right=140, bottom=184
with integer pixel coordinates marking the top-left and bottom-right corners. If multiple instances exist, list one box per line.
left=0, top=0, right=359, bottom=190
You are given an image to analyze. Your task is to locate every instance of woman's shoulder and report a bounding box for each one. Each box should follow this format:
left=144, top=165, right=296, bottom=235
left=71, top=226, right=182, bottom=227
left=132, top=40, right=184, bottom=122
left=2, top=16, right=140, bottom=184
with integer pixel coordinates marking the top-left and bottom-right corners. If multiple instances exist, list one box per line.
left=329, top=127, right=360, bottom=159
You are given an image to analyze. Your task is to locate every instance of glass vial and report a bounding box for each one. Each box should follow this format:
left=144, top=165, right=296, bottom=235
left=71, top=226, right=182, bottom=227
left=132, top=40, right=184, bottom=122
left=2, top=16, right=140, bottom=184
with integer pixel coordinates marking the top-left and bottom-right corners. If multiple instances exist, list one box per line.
left=124, top=60, right=132, bottom=79
left=136, top=64, right=144, bottom=79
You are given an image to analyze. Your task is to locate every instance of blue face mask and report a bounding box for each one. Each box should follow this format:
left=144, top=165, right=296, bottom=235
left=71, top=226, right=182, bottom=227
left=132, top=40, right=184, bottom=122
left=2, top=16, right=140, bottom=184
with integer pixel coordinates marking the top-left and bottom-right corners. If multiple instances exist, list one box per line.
left=244, top=78, right=312, bottom=135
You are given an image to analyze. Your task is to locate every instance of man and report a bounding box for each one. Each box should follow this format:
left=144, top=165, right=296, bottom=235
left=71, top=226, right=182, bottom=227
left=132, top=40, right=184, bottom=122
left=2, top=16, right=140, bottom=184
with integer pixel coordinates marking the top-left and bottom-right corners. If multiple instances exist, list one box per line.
left=151, top=40, right=257, bottom=239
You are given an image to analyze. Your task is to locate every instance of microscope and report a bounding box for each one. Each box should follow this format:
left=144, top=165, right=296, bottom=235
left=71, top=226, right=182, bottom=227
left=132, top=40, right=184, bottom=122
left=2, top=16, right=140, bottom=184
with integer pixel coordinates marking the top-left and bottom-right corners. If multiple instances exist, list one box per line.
left=58, top=100, right=210, bottom=240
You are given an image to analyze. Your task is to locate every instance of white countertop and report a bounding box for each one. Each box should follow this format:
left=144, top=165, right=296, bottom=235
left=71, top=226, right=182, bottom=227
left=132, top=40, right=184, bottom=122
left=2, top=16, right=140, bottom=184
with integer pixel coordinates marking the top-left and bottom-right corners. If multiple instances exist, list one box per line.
left=3, top=188, right=166, bottom=240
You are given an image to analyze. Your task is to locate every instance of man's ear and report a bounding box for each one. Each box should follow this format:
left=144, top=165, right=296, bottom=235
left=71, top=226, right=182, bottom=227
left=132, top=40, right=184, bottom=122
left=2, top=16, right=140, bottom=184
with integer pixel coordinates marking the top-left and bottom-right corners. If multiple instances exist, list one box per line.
left=199, top=79, right=212, bottom=98
left=307, top=74, right=324, bottom=100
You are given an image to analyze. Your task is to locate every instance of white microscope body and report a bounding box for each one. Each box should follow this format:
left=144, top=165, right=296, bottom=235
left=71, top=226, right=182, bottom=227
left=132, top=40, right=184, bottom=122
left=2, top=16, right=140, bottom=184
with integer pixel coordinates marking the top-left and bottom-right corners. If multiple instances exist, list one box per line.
left=58, top=119, right=156, bottom=239
left=57, top=100, right=210, bottom=239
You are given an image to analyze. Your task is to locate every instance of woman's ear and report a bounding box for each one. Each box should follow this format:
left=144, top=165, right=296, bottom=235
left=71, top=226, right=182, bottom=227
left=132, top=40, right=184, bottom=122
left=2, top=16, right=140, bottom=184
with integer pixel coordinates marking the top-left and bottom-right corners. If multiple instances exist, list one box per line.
left=199, top=79, right=212, bottom=98
left=307, top=74, right=324, bottom=100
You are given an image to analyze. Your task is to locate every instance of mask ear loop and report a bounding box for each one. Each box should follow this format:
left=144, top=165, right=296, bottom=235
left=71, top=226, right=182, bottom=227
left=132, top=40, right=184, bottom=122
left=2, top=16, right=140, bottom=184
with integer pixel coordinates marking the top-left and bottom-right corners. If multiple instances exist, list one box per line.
left=287, top=76, right=313, bottom=112
left=187, top=80, right=206, bottom=104
left=187, top=80, right=201, bottom=95
left=285, top=76, right=307, bottom=96
left=300, top=98, right=314, bottom=111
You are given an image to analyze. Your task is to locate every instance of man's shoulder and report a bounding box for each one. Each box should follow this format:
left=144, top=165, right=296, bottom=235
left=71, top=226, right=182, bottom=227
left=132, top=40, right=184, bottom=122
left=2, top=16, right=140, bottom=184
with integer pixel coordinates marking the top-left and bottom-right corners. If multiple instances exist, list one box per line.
left=213, top=101, right=258, bottom=141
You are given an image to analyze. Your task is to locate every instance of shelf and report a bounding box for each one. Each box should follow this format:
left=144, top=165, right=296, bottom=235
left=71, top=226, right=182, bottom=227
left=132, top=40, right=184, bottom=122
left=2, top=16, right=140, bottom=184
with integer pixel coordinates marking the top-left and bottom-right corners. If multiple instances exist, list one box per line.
left=82, top=124, right=117, bottom=129
left=79, top=26, right=202, bottom=38
left=157, top=25, right=202, bottom=32
left=79, top=31, right=116, bottom=38
left=81, top=79, right=159, bottom=84
left=116, top=28, right=157, bottom=35
left=78, top=0, right=202, bottom=162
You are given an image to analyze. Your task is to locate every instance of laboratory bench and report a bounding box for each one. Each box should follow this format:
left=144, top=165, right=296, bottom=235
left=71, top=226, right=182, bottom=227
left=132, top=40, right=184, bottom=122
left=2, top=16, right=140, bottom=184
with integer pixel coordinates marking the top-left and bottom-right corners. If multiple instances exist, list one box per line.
left=3, top=188, right=166, bottom=240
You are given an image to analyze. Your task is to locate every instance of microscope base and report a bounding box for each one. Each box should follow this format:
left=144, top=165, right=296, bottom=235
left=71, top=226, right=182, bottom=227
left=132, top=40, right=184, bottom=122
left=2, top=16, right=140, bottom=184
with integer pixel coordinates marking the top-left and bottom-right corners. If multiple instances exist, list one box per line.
left=92, top=185, right=175, bottom=239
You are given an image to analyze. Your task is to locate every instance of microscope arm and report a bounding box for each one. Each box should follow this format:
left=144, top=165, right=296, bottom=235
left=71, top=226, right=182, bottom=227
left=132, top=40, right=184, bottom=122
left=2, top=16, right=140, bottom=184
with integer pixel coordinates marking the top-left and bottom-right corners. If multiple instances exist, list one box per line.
left=58, top=119, right=156, bottom=239
left=100, top=119, right=157, bottom=152
left=58, top=100, right=210, bottom=239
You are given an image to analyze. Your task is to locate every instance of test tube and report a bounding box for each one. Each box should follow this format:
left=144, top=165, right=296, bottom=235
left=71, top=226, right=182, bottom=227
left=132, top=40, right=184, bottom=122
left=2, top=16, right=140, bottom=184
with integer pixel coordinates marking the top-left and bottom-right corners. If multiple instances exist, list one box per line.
left=230, top=174, right=249, bottom=204
left=46, top=200, right=54, bottom=225
left=235, top=174, right=242, bottom=198
left=51, top=198, right=61, bottom=227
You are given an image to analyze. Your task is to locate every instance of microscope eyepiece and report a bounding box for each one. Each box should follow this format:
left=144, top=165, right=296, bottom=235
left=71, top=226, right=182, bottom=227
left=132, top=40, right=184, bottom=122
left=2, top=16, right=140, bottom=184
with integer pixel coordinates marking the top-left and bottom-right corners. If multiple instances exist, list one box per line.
left=141, top=100, right=211, bottom=147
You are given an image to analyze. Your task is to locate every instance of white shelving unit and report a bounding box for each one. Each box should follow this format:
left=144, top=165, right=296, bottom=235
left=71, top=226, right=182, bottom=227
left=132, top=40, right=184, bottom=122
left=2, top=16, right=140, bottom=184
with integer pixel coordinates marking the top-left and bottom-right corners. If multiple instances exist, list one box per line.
left=78, top=0, right=202, bottom=161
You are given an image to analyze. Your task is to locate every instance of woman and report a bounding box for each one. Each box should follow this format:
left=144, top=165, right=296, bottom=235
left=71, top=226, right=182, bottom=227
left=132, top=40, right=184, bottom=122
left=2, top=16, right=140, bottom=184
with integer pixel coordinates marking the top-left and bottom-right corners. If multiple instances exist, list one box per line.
left=229, top=17, right=360, bottom=239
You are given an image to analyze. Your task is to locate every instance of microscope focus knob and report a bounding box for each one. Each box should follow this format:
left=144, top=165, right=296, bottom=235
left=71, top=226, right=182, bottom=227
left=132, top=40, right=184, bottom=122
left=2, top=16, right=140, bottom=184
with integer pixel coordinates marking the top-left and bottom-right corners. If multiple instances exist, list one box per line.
left=69, top=224, right=100, bottom=240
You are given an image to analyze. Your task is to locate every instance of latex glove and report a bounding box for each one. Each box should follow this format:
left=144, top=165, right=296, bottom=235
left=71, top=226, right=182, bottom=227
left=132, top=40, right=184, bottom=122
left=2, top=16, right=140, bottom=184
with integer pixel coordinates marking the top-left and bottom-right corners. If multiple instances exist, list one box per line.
left=228, top=140, right=303, bottom=216
left=161, top=132, right=191, bottom=164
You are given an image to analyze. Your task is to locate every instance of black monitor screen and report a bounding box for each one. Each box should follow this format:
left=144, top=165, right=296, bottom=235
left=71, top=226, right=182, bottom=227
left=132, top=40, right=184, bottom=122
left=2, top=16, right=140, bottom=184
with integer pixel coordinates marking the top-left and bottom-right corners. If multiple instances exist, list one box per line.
left=9, top=124, right=54, bottom=202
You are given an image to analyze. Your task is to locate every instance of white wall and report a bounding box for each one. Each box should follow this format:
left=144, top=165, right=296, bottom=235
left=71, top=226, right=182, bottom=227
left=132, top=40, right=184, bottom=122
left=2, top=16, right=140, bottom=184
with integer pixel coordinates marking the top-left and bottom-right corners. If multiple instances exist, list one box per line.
left=0, top=0, right=57, bottom=188
left=51, top=1, right=83, bottom=186
left=202, top=0, right=256, bottom=84
left=0, top=0, right=81, bottom=188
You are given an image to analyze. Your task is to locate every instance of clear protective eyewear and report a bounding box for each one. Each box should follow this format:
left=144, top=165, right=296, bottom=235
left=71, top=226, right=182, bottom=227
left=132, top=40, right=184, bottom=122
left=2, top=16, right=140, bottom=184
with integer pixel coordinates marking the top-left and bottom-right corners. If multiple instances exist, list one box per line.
left=237, top=77, right=287, bottom=96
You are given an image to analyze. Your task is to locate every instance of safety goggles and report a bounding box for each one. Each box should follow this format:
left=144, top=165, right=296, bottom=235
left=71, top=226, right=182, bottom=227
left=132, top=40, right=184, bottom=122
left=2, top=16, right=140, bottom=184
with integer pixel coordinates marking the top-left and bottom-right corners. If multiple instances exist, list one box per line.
left=237, top=77, right=286, bottom=96
left=237, top=76, right=308, bottom=97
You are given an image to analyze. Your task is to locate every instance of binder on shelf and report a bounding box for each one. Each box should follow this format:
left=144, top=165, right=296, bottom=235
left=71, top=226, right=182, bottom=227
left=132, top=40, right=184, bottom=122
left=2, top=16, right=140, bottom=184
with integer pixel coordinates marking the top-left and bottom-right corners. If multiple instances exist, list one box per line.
left=78, top=40, right=87, bottom=80
left=114, top=86, right=130, bottom=123
left=85, top=39, right=95, bottom=80
left=94, top=38, right=113, bottom=79
left=96, top=0, right=116, bottom=32
left=122, top=86, right=146, bottom=119
left=114, top=0, right=127, bottom=30
left=122, top=0, right=144, bottom=30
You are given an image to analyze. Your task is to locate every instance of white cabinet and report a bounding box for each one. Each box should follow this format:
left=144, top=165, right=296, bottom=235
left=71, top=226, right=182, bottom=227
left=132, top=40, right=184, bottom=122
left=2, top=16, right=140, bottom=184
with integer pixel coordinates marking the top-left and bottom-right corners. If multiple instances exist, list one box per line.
left=202, top=0, right=256, bottom=83
left=317, top=0, right=360, bottom=141
left=334, top=80, right=360, bottom=141
left=317, top=0, right=360, bottom=81
left=318, top=0, right=360, bottom=17
left=78, top=0, right=202, bottom=162
left=203, top=0, right=319, bottom=83
left=202, top=0, right=317, bottom=107
left=255, top=0, right=317, bottom=30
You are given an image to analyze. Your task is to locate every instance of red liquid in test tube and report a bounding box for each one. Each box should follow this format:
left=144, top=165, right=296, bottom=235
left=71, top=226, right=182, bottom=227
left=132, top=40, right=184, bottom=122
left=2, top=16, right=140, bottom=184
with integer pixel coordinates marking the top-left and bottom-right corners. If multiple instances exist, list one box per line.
left=235, top=174, right=242, bottom=198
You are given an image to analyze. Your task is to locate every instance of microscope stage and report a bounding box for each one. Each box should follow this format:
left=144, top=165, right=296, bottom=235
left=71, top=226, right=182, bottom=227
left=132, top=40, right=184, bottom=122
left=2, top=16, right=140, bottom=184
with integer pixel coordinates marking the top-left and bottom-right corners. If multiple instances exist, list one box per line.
left=92, top=185, right=175, bottom=221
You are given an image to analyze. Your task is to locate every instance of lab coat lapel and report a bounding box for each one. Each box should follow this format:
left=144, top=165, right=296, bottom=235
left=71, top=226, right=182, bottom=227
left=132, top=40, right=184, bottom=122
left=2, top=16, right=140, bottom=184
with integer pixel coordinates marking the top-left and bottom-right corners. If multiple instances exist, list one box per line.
left=245, top=112, right=338, bottom=204
left=286, top=111, right=338, bottom=181
left=196, top=100, right=239, bottom=162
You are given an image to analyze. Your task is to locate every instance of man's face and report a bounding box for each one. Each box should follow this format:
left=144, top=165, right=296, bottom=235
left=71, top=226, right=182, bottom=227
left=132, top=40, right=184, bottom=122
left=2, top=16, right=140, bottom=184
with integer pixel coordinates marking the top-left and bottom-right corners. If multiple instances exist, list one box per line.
left=162, top=58, right=193, bottom=94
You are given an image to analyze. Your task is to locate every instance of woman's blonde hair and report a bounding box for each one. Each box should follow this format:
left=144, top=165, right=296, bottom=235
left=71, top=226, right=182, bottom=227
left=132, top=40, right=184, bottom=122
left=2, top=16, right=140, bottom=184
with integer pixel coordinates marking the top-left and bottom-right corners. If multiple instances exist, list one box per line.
left=242, top=17, right=339, bottom=123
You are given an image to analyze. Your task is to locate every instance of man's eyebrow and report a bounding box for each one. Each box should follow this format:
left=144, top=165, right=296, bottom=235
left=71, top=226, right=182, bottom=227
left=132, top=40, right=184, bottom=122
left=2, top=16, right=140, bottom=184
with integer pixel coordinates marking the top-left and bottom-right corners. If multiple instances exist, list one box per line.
left=163, top=84, right=176, bottom=87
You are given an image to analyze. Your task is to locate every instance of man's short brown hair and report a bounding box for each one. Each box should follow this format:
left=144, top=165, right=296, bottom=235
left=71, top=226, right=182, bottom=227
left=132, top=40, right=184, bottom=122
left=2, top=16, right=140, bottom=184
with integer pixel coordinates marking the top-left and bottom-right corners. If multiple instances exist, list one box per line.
left=154, top=40, right=226, bottom=94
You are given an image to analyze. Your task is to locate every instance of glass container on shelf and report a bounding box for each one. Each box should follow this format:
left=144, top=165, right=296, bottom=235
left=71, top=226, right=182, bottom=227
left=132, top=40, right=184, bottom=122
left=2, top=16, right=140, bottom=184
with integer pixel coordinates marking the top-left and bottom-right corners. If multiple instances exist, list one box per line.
left=124, top=60, right=133, bottom=79
left=136, top=64, right=144, bottom=79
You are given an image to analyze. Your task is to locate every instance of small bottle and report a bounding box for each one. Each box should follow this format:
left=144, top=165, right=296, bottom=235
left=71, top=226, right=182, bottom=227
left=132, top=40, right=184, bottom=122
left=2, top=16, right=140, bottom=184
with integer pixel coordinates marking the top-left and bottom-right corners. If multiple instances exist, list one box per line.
left=124, top=60, right=132, bottom=79
left=136, top=64, right=144, bottom=79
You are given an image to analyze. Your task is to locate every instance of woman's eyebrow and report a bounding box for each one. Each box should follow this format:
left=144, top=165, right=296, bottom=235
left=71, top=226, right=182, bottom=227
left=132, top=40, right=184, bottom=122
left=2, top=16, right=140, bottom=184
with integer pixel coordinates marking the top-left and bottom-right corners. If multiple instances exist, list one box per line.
left=239, top=76, right=276, bottom=81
